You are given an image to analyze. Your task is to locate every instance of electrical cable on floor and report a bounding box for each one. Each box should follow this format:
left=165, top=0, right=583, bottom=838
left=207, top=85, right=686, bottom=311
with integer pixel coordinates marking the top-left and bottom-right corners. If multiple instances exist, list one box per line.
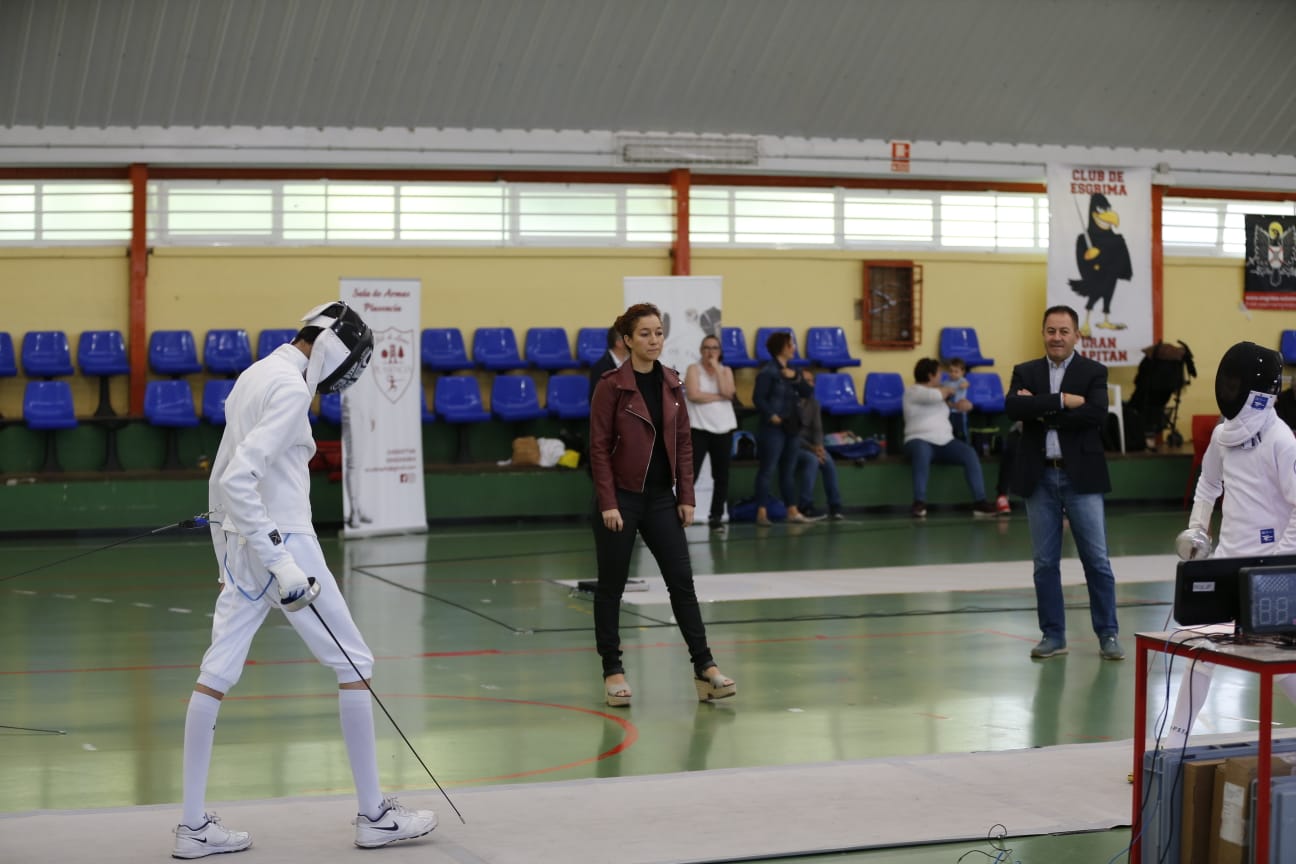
left=955, top=823, right=1021, bottom=863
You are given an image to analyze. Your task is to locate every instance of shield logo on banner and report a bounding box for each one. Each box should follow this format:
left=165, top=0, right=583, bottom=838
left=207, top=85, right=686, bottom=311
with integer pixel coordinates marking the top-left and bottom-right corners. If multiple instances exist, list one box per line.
left=372, top=327, right=415, bottom=404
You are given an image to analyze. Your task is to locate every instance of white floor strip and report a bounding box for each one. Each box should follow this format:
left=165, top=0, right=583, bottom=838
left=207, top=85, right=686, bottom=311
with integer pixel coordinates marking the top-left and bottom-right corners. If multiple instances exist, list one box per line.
left=0, top=740, right=1134, bottom=864
left=557, top=554, right=1178, bottom=605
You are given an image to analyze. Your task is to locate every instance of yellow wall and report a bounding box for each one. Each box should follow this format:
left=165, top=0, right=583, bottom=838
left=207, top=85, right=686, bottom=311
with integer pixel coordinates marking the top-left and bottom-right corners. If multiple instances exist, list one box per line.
left=0, top=245, right=1288, bottom=442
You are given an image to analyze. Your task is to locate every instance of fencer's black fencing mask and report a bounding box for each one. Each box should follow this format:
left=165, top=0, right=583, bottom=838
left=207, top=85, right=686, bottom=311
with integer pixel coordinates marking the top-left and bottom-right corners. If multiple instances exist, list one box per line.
left=1214, top=341, right=1282, bottom=420
left=300, top=302, right=374, bottom=394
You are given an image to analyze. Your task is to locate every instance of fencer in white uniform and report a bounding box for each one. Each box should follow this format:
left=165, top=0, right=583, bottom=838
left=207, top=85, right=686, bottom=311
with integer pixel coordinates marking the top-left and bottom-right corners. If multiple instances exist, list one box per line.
left=173, top=302, right=436, bottom=859
left=1164, top=342, right=1296, bottom=751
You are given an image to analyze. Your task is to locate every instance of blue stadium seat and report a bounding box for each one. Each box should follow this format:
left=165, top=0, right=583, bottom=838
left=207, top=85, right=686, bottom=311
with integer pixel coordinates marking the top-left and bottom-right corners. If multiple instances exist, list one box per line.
left=145, top=380, right=199, bottom=469
left=319, top=392, right=342, bottom=425
left=21, top=331, right=74, bottom=378
left=204, top=329, right=253, bottom=376
left=938, top=327, right=994, bottom=369
left=434, top=376, right=491, bottom=423
left=547, top=374, right=591, bottom=420
left=805, top=327, right=861, bottom=370
left=718, top=327, right=759, bottom=369
left=257, top=328, right=297, bottom=359
left=23, top=381, right=77, bottom=472
left=491, top=374, right=547, bottom=422
left=576, top=327, right=609, bottom=366
left=815, top=373, right=868, bottom=416
left=149, top=331, right=203, bottom=376
left=965, top=372, right=1006, bottom=414
left=754, top=327, right=811, bottom=368
left=0, top=332, right=16, bottom=377
left=525, top=327, right=580, bottom=370
left=201, top=380, right=237, bottom=425
left=78, top=330, right=129, bottom=378
left=144, top=380, right=199, bottom=428
left=24, top=381, right=77, bottom=431
left=435, top=375, right=490, bottom=462
left=76, top=330, right=130, bottom=467
left=421, top=328, right=474, bottom=372
left=472, top=327, right=526, bottom=372
left=1281, top=330, right=1296, bottom=365
left=861, top=372, right=905, bottom=417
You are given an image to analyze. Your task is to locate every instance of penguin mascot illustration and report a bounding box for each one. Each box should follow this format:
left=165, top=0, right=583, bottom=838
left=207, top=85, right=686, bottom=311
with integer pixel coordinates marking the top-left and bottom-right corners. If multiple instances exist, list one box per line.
left=1068, top=193, right=1132, bottom=337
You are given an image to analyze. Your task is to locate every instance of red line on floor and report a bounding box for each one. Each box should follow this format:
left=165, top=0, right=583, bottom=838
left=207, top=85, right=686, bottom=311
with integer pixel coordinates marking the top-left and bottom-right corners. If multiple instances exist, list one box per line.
left=222, top=691, right=639, bottom=783
left=0, top=628, right=1019, bottom=675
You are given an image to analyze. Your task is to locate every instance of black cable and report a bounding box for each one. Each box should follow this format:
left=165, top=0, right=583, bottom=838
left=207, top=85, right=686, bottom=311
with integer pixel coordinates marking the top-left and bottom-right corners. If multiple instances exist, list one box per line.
left=306, top=603, right=465, bottom=825
left=0, top=516, right=209, bottom=585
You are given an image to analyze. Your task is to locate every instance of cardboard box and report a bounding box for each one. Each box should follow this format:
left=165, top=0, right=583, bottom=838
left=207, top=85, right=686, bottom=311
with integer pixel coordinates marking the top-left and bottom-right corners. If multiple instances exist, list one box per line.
left=1210, top=754, right=1296, bottom=864
left=1182, top=758, right=1227, bottom=864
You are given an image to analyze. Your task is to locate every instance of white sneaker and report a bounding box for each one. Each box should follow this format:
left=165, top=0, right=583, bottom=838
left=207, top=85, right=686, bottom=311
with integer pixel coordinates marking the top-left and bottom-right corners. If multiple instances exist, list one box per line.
left=172, top=813, right=252, bottom=859
left=354, top=796, right=438, bottom=848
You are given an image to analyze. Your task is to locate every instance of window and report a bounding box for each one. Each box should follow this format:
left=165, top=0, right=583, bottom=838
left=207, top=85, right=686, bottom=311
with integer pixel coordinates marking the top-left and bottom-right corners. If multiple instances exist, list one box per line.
left=0, top=182, right=131, bottom=244
left=1163, top=198, right=1296, bottom=257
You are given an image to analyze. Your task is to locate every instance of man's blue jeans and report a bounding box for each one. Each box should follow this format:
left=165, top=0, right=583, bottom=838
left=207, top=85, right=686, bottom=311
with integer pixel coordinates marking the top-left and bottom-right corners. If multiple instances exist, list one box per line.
left=795, top=448, right=841, bottom=512
left=903, top=438, right=986, bottom=503
left=1023, top=466, right=1119, bottom=641
left=755, top=423, right=798, bottom=508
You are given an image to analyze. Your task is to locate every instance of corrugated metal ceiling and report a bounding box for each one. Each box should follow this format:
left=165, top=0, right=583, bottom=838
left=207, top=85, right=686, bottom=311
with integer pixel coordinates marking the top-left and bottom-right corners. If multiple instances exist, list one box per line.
left=2, top=0, right=1295, bottom=158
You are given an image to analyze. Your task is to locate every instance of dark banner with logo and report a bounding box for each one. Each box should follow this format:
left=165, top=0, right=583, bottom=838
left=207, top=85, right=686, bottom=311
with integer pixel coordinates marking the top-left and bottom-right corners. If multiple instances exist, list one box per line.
left=1244, top=214, right=1296, bottom=309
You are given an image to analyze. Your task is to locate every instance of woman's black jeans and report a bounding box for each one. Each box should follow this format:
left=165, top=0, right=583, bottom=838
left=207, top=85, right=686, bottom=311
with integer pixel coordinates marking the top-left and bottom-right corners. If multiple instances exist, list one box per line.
left=591, top=487, right=715, bottom=678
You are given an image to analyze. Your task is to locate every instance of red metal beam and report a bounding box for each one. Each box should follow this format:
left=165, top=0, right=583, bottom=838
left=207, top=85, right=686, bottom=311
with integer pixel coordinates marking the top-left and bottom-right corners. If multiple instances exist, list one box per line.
left=128, top=163, right=148, bottom=415
left=1165, top=186, right=1296, bottom=201
left=691, top=173, right=1046, bottom=194
left=670, top=168, right=691, bottom=276
left=1151, top=185, right=1164, bottom=344
left=147, top=166, right=674, bottom=185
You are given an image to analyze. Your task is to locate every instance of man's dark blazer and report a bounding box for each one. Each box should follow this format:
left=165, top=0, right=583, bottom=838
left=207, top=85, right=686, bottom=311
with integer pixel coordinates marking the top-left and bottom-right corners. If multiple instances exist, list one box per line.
left=1004, top=352, right=1111, bottom=496
left=588, top=350, right=619, bottom=402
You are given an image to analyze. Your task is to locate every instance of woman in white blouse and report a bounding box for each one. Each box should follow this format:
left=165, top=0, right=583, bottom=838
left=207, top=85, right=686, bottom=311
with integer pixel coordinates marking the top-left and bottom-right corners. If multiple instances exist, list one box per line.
left=684, top=334, right=738, bottom=531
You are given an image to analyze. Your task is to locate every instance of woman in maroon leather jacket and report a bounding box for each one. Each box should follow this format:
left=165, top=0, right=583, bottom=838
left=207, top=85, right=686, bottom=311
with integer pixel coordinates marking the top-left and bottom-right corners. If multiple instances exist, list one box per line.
left=589, top=302, right=736, bottom=707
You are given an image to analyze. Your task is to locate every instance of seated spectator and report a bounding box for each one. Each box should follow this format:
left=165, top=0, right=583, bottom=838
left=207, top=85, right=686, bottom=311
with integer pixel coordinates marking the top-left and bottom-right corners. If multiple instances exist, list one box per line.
left=902, top=357, right=997, bottom=519
left=942, top=357, right=973, bottom=440
left=993, top=421, right=1022, bottom=514
left=794, top=370, right=844, bottom=521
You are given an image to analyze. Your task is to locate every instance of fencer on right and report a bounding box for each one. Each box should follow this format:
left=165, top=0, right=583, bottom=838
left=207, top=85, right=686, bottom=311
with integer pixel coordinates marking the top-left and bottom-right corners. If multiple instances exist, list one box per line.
left=1165, top=341, right=1296, bottom=750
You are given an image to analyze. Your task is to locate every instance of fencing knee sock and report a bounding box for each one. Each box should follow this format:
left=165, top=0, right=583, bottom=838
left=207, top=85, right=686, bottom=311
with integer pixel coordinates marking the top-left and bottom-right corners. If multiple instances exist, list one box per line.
left=1164, top=663, right=1215, bottom=751
left=182, top=691, right=222, bottom=828
left=339, top=688, right=384, bottom=819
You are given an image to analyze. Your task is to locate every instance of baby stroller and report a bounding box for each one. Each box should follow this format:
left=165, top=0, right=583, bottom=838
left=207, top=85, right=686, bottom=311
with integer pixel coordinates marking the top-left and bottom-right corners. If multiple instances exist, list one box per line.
left=1128, top=340, right=1197, bottom=449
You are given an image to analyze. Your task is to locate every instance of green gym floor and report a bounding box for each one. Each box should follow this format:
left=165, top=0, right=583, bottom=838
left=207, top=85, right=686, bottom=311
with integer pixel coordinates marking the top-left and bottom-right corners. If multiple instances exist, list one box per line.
left=1, top=506, right=1278, bottom=862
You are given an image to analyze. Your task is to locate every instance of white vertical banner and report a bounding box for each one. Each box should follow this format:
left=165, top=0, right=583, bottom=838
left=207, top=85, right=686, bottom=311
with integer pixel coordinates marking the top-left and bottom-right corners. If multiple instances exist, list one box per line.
left=339, top=278, right=427, bottom=537
left=623, top=276, right=724, bottom=521
left=1046, top=165, right=1152, bottom=366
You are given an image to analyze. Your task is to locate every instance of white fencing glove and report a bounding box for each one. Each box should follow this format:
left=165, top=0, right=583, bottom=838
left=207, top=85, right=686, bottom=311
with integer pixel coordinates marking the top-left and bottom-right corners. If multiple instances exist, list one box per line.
left=1175, top=528, right=1213, bottom=561
left=269, top=559, right=319, bottom=611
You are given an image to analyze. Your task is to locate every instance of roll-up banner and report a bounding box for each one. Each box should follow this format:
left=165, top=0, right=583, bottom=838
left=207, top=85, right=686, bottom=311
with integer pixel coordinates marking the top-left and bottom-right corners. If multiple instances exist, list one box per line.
left=339, top=278, right=427, bottom=537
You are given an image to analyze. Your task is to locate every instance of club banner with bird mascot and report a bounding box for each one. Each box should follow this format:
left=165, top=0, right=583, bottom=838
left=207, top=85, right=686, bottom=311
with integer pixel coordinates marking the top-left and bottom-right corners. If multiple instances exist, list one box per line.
left=1244, top=215, right=1296, bottom=309
left=1046, top=165, right=1152, bottom=366
left=338, top=277, right=427, bottom=538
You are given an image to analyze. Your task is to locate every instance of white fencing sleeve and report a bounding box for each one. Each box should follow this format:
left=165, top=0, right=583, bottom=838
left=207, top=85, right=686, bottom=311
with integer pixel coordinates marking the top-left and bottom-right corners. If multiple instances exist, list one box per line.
left=217, top=382, right=312, bottom=573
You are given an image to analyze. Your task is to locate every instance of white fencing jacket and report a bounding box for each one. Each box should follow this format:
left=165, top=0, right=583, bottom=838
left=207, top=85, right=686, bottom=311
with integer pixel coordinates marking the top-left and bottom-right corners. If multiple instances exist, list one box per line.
left=1193, top=409, right=1296, bottom=556
left=208, top=343, right=318, bottom=578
